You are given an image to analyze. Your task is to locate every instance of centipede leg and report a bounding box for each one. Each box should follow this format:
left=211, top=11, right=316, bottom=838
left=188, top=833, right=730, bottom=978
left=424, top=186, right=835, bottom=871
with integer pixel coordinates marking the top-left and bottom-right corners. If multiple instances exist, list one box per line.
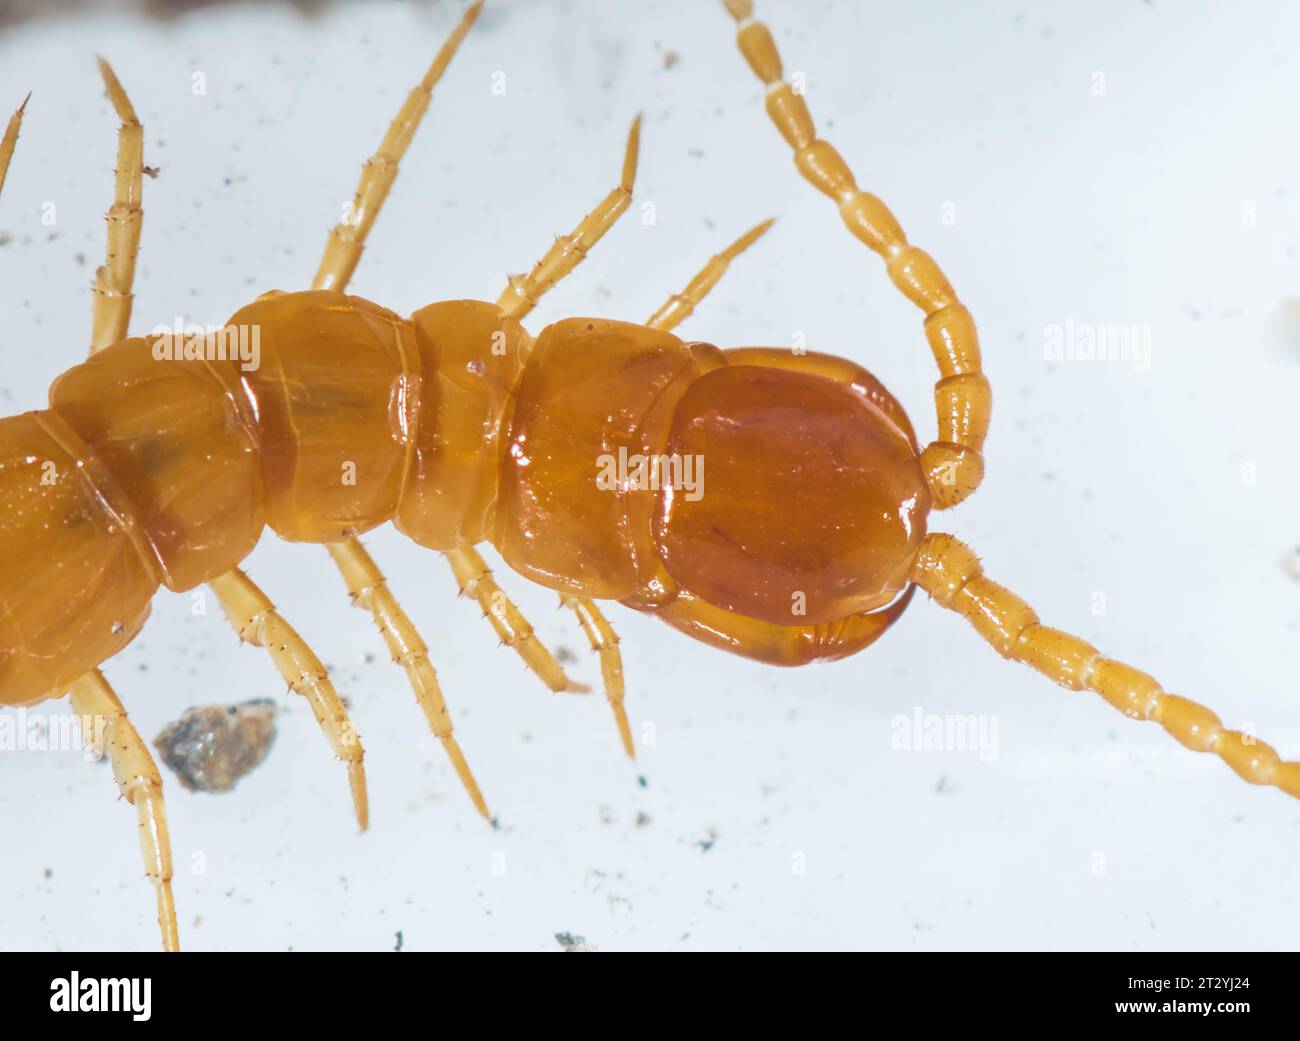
left=209, top=567, right=370, bottom=830
left=69, top=669, right=179, bottom=953
left=311, top=0, right=483, bottom=292
left=71, top=71, right=172, bottom=937
left=444, top=545, right=589, bottom=695
left=301, top=2, right=497, bottom=732
left=722, top=0, right=990, bottom=508
left=327, top=540, right=489, bottom=819
left=646, top=217, right=774, bottom=332
left=561, top=595, right=633, bottom=757
left=0, top=93, right=28, bottom=201
left=90, top=58, right=144, bottom=354
left=495, top=116, right=642, bottom=322
left=912, top=533, right=1300, bottom=800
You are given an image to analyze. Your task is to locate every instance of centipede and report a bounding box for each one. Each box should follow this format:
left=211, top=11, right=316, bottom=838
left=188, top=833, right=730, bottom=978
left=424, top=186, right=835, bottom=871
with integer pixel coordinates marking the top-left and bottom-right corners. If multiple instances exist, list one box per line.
left=0, top=0, right=1296, bottom=953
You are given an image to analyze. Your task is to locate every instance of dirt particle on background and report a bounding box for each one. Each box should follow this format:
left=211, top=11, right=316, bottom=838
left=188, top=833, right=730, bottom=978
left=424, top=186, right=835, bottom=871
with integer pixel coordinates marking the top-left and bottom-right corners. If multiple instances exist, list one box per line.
left=555, top=931, right=598, bottom=952
left=153, top=699, right=277, bottom=792
left=694, top=828, right=719, bottom=853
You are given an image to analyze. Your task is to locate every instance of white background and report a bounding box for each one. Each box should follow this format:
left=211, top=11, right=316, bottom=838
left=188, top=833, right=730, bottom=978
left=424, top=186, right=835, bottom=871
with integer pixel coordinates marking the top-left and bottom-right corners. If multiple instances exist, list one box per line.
left=0, top=0, right=1298, bottom=952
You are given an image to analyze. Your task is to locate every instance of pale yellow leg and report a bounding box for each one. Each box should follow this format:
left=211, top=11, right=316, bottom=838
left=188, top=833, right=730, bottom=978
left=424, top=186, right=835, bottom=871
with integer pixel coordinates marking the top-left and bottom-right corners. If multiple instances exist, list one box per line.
left=445, top=545, right=589, bottom=694
left=0, top=93, right=28, bottom=200
left=912, top=533, right=1300, bottom=800
left=472, top=108, right=648, bottom=720
left=209, top=567, right=370, bottom=830
left=327, top=541, right=489, bottom=818
left=300, top=4, right=500, bottom=814
left=646, top=217, right=774, bottom=332
left=312, top=0, right=483, bottom=291
left=495, top=116, right=642, bottom=322
left=547, top=219, right=777, bottom=752
left=69, top=66, right=178, bottom=952
left=70, top=669, right=179, bottom=952
left=90, top=58, right=144, bottom=353
left=561, top=594, right=633, bottom=757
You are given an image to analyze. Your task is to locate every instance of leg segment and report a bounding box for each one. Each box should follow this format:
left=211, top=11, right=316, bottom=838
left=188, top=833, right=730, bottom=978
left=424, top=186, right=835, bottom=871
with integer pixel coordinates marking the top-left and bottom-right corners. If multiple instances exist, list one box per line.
left=0, top=93, right=28, bottom=200
left=912, top=532, right=1300, bottom=800
left=646, top=217, right=774, bottom=332
left=209, top=567, right=370, bottom=829
left=495, top=116, right=642, bottom=322
left=312, top=0, right=483, bottom=291
left=722, top=1, right=990, bottom=508
left=327, top=541, right=489, bottom=818
left=70, top=669, right=179, bottom=952
left=90, top=58, right=144, bottom=354
left=444, top=545, right=589, bottom=694
left=561, top=594, right=633, bottom=757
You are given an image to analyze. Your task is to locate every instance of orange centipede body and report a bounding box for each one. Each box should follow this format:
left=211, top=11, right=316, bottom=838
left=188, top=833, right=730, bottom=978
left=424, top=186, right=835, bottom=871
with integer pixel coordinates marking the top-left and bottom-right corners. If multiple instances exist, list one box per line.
left=0, top=0, right=1296, bottom=953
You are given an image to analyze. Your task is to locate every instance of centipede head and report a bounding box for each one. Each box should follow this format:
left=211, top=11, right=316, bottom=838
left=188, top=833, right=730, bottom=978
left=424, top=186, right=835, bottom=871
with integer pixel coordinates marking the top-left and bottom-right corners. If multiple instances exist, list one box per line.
left=652, top=353, right=931, bottom=630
